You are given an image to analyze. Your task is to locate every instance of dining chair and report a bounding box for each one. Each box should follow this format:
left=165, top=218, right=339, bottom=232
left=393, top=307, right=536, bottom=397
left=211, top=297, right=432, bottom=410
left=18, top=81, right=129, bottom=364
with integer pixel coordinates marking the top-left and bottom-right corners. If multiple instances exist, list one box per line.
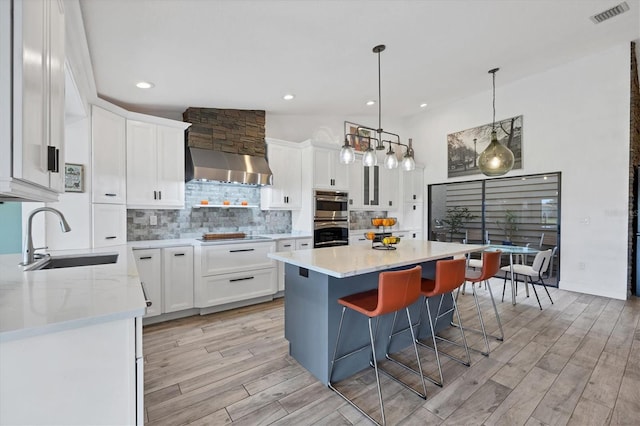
left=500, top=249, right=553, bottom=310
left=462, top=229, right=490, bottom=293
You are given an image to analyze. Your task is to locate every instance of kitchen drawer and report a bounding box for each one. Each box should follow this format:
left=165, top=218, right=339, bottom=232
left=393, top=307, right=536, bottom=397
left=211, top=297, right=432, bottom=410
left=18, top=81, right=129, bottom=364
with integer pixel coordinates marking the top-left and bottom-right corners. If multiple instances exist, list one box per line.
left=295, top=238, right=313, bottom=250
left=201, top=241, right=275, bottom=276
left=196, top=267, right=277, bottom=307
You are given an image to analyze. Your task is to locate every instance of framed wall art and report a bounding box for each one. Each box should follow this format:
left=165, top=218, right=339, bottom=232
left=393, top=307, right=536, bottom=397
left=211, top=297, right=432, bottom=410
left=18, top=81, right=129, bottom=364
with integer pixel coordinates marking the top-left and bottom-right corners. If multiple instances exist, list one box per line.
left=447, top=115, right=523, bottom=178
left=64, top=163, right=84, bottom=192
left=344, top=121, right=373, bottom=152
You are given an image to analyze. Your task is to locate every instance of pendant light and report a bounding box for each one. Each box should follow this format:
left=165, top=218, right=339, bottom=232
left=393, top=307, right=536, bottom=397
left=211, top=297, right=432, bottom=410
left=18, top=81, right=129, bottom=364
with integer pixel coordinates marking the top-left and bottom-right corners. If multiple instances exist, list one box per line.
left=340, top=44, right=417, bottom=171
left=339, top=137, right=356, bottom=164
left=478, top=68, right=514, bottom=177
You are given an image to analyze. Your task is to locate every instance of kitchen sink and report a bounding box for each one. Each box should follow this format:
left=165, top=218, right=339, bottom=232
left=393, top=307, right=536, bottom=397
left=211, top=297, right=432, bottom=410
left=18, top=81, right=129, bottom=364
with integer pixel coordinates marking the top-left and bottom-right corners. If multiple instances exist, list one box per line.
left=29, top=253, right=119, bottom=270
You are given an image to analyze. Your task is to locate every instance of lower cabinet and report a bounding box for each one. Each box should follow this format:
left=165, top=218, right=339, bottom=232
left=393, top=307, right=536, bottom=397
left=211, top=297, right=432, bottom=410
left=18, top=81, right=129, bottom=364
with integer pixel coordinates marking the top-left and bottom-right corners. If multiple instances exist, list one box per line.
left=195, top=241, right=277, bottom=307
left=275, top=237, right=312, bottom=292
left=133, top=246, right=194, bottom=318
left=0, top=317, right=142, bottom=425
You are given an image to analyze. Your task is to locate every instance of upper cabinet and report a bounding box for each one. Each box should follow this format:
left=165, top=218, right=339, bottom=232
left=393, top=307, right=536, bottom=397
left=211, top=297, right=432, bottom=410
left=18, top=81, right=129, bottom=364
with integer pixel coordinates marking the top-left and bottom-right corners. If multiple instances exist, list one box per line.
left=0, top=0, right=66, bottom=201
left=261, top=139, right=302, bottom=210
left=126, top=120, right=188, bottom=209
left=402, top=165, right=424, bottom=203
left=92, top=106, right=126, bottom=204
left=311, top=146, right=349, bottom=191
left=379, top=165, right=399, bottom=210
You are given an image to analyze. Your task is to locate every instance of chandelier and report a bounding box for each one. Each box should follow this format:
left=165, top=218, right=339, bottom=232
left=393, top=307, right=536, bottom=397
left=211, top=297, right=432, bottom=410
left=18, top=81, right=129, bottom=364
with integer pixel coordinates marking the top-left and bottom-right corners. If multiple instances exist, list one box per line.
left=478, top=67, right=514, bottom=176
left=340, top=45, right=415, bottom=171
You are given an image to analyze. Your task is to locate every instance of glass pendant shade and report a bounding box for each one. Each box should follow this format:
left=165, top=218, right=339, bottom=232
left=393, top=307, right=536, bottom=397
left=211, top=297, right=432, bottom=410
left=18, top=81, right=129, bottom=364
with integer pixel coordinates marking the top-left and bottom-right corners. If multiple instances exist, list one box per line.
left=362, top=147, right=377, bottom=167
left=401, top=152, right=415, bottom=171
left=384, top=147, right=398, bottom=169
left=478, top=130, right=514, bottom=176
left=339, top=142, right=356, bottom=164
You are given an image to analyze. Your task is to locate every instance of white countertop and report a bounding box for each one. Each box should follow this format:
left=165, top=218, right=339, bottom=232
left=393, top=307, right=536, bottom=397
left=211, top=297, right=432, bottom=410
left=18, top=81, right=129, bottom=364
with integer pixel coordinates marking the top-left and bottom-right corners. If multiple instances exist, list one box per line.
left=268, top=240, right=486, bottom=278
left=0, top=234, right=312, bottom=342
left=0, top=245, right=146, bottom=342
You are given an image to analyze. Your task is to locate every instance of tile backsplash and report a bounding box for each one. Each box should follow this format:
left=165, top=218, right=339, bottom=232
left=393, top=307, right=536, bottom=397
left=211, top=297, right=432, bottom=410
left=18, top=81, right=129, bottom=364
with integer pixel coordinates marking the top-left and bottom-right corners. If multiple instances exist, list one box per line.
left=349, top=211, right=390, bottom=230
left=127, top=182, right=291, bottom=241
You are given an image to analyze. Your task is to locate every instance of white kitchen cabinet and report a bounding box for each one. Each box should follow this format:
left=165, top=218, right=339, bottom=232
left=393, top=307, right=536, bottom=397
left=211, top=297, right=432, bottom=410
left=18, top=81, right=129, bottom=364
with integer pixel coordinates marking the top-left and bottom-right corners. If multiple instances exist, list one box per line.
left=396, top=229, right=423, bottom=240
left=274, top=237, right=312, bottom=293
left=134, top=246, right=194, bottom=317
left=295, top=237, right=312, bottom=250
left=403, top=165, right=424, bottom=203
left=261, top=139, right=302, bottom=210
left=92, top=203, right=127, bottom=248
left=0, top=0, right=65, bottom=202
left=0, top=317, right=141, bottom=425
left=276, top=239, right=295, bottom=292
left=347, top=159, right=364, bottom=209
left=133, top=249, right=162, bottom=318
left=195, top=241, right=277, bottom=308
left=312, top=146, right=349, bottom=190
left=92, top=106, right=126, bottom=204
left=403, top=202, right=424, bottom=231
left=126, top=120, right=185, bottom=209
left=163, top=246, right=194, bottom=313
left=379, top=166, right=400, bottom=211
left=349, top=234, right=370, bottom=245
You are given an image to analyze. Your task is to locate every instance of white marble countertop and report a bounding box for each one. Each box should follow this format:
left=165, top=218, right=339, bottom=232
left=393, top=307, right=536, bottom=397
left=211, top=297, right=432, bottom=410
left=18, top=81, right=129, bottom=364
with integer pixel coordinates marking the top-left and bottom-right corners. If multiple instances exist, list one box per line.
left=0, top=244, right=146, bottom=342
left=269, top=240, right=486, bottom=278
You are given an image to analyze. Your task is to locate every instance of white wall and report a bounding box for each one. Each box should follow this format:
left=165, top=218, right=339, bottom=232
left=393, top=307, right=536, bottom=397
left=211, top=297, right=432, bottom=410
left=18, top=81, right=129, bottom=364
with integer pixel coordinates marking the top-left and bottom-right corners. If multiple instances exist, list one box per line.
left=266, top=114, right=408, bottom=145
left=405, top=43, right=631, bottom=300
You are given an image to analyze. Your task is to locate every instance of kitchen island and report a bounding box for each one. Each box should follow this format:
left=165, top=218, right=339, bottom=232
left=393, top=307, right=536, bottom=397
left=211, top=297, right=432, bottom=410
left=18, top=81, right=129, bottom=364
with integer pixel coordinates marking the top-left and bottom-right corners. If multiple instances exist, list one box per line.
left=268, top=240, right=485, bottom=384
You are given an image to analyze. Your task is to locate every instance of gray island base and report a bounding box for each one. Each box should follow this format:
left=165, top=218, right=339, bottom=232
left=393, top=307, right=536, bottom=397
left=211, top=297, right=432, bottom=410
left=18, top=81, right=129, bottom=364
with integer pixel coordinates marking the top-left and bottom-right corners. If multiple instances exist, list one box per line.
left=270, top=241, right=486, bottom=385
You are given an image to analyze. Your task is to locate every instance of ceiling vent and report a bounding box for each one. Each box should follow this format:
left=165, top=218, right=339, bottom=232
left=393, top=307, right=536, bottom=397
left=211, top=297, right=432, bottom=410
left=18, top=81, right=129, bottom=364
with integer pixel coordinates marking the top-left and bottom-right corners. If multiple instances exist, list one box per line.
left=590, top=2, right=630, bottom=24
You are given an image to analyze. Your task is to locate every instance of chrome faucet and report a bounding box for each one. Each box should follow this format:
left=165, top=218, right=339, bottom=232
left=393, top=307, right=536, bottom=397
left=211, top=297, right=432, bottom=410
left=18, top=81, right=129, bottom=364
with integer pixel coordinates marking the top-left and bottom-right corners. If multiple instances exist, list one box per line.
left=22, top=207, right=71, bottom=266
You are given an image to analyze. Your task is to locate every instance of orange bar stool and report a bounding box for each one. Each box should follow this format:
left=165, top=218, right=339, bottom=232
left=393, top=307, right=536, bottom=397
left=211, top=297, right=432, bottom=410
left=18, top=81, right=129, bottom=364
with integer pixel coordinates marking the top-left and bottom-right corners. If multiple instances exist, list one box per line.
left=328, top=265, right=426, bottom=426
left=455, top=250, right=504, bottom=356
left=415, top=258, right=471, bottom=387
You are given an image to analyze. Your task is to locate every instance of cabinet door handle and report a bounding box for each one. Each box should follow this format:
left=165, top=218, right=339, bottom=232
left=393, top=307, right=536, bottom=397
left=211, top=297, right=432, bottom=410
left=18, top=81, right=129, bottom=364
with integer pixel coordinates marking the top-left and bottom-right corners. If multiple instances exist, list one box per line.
left=389, top=201, right=392, bottom=206
left=229, top=248, right=255, bottom=253
left=55, top=148, right=60, bottom=173
left=153, top=191, right=157, bottom=200
left=299, top=243, right=309, bottom=247
left=283, top=244, right=292, bottom=248
left=139, top=256, right=152, bottom=260
left=105, top=236, right=117, bottom=240
left=105, top=193, right=117, bottom=197
left=413, top=205, right=416, bottom=210
left=47, top=146, right=56, bottom=172
left=174, top=253, right=185, bottom=257
left=140, top=283, right=153, bottom=307
left=413, top=194, right=417, bottom=200
left=158, top=191, right=162, bottom=200
left=229, top=276, right=254, bottom=282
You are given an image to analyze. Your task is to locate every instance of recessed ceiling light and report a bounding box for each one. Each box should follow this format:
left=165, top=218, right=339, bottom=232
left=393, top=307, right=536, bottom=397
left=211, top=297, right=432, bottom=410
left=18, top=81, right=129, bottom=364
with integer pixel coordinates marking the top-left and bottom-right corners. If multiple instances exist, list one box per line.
left=366, top=100, right=376, bottom=106
left=419, top=103, right=428, bottom=108
left=136, top=81, right=154, bottom=89
left=283, top=94, right=295, bottom=100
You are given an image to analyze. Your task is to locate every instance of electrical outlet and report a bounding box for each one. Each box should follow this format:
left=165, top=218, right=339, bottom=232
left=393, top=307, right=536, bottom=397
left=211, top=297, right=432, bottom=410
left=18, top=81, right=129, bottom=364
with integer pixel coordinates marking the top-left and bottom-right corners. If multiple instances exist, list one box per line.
left=150, top=215, right=157, bottom=226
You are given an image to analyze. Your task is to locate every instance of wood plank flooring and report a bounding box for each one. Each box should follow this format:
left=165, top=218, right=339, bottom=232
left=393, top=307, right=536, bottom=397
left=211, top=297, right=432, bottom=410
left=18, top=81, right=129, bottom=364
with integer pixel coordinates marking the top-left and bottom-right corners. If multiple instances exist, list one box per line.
left=143, top=279, right=640, bottom=425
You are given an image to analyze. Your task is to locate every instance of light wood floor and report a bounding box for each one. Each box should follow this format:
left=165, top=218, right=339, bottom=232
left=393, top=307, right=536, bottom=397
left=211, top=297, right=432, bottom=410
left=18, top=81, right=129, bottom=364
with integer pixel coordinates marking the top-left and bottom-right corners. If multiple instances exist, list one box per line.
left=143, top=280, right=640, bottom=425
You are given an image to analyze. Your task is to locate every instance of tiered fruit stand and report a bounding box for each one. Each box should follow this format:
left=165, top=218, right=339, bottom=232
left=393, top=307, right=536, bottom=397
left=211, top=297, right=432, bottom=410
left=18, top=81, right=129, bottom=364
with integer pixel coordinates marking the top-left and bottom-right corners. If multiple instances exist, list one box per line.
left=365, top=217, right=400, bottom=250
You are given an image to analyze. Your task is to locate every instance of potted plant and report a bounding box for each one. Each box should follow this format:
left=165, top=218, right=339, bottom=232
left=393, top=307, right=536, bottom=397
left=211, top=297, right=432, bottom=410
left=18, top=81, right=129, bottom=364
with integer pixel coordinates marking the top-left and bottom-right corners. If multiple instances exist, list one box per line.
left=442, top=206, right=477, bottom=242
left=496, top=209, right=518, bottom=244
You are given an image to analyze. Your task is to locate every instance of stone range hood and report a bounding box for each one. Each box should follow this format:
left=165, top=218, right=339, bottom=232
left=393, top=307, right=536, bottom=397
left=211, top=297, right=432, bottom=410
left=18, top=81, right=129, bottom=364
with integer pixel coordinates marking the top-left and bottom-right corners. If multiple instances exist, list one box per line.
left=183, top=107, right=273, bottom=185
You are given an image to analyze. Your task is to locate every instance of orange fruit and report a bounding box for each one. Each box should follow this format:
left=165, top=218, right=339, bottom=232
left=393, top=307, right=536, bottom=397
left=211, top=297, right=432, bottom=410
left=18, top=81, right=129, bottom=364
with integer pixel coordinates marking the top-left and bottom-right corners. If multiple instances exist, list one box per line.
left=366, top=232, right=375, bottom=240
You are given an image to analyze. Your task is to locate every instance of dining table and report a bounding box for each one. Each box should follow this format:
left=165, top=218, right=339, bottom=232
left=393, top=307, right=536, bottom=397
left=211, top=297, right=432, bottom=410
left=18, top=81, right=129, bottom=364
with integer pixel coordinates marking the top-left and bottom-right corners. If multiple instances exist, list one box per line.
left=486, top=244, right=539, bottom=305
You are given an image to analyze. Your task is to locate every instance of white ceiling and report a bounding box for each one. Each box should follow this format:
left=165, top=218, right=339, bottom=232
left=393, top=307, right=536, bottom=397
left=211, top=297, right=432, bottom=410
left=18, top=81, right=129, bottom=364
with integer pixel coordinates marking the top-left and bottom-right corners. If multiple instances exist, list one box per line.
left=79, top=0, right=640, bottom=119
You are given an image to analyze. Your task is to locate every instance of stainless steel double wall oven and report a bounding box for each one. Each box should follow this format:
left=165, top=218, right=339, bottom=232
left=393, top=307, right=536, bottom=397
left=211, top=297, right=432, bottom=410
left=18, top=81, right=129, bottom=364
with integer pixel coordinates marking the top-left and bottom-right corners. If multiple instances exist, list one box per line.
left=313, top=190, right=349, bottom=248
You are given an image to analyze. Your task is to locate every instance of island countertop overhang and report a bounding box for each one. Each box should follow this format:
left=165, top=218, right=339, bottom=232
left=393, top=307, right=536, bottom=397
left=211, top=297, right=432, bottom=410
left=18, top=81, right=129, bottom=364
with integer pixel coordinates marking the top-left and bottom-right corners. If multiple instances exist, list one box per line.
left=268, top=240, right=487, bottom=278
